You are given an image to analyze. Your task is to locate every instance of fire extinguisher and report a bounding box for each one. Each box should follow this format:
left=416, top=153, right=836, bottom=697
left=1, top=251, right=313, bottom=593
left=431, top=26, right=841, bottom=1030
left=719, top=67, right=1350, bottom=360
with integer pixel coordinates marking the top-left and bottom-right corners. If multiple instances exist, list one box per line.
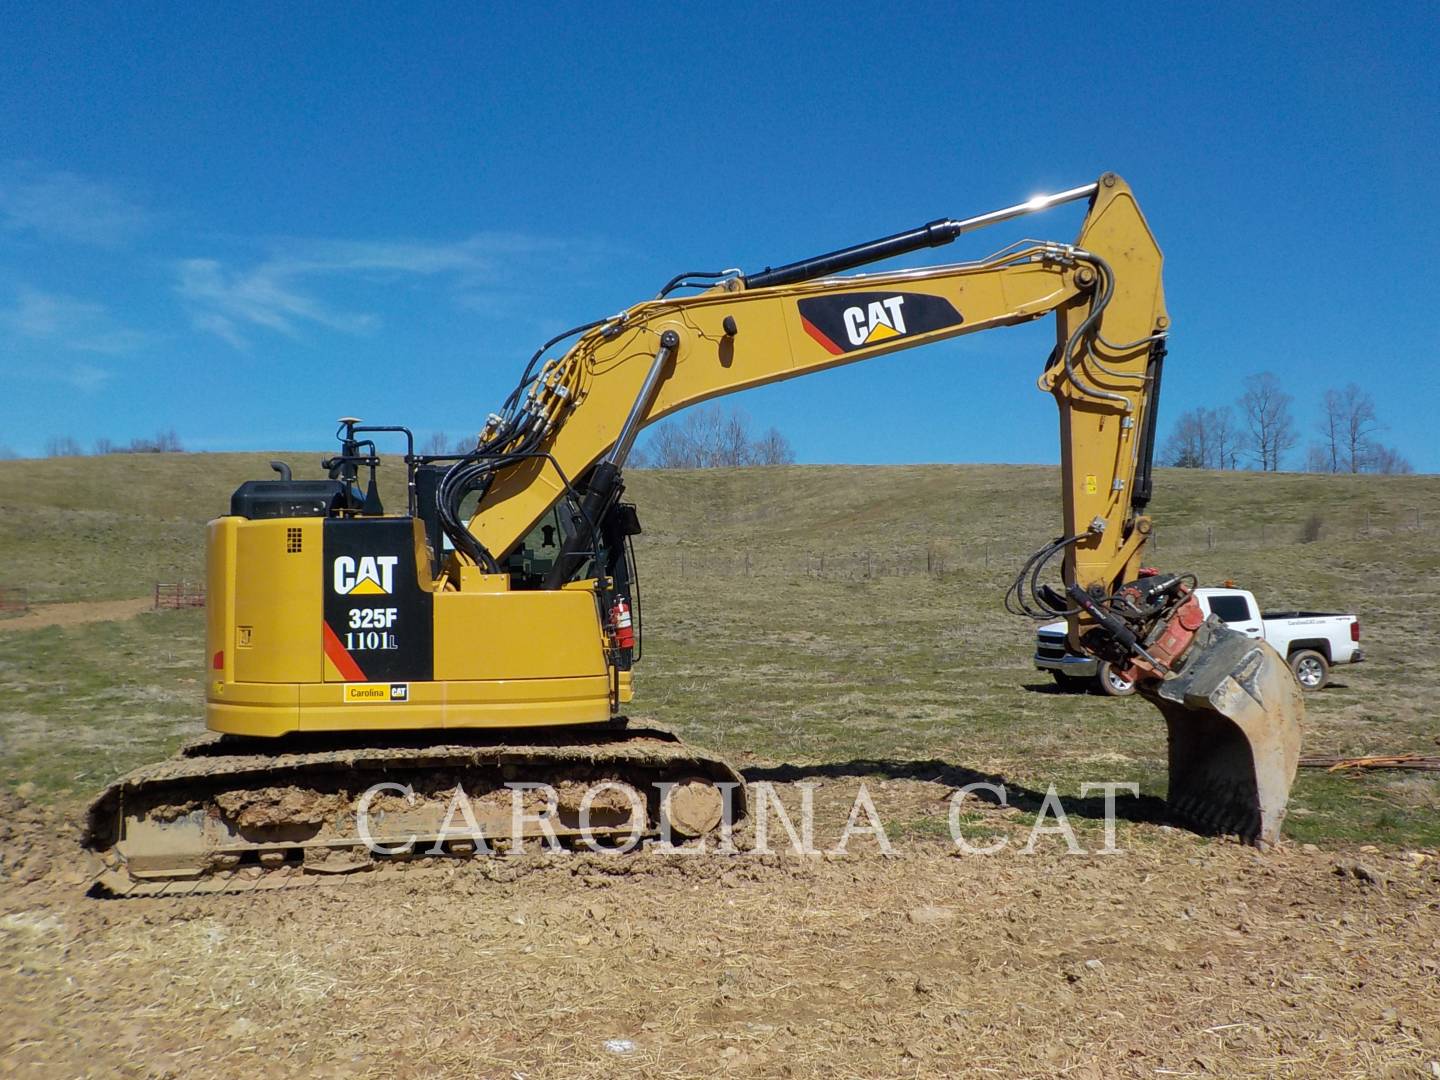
left=609, top=596, right=635, bottom=650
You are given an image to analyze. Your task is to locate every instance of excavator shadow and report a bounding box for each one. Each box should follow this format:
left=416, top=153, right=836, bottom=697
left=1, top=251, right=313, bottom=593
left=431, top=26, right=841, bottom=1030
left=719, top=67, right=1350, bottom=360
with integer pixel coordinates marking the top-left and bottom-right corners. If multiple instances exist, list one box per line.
left=742, top=759, right=1174, bottom=831
left=1019, top=681, right=1089, bottom=695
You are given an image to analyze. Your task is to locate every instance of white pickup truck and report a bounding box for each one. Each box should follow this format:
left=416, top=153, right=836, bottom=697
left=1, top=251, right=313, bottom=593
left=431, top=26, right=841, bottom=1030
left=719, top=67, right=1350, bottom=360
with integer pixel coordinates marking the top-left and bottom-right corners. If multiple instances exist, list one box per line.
left=1034, top=586, right=1364, bottom=696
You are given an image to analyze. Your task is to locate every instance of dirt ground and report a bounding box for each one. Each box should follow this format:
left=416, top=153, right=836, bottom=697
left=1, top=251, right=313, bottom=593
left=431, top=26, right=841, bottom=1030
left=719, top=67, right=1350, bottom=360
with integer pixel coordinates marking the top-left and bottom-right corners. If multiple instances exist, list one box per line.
left=0, top=598, right=151, bottom=633
left=2, top=784, right=1436, bottom=1079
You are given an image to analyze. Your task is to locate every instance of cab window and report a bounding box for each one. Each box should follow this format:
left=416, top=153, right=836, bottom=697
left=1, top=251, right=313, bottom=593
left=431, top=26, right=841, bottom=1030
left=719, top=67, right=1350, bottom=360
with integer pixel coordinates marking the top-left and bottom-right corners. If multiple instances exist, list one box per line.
left=1207, top=594, right=1253, bottom=624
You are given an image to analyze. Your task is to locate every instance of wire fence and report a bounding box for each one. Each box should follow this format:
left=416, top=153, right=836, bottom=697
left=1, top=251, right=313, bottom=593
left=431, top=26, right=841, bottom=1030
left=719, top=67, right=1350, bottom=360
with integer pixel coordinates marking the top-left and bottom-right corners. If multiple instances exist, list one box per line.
left=643, top=508, right=1432, bottom=580
left=0, top=585, right=29, bottom=615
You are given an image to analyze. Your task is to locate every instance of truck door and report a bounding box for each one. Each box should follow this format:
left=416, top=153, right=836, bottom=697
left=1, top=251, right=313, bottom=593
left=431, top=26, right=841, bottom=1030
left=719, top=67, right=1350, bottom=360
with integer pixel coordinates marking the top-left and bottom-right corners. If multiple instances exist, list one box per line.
left=1203, top=591, right=1264, bottom=639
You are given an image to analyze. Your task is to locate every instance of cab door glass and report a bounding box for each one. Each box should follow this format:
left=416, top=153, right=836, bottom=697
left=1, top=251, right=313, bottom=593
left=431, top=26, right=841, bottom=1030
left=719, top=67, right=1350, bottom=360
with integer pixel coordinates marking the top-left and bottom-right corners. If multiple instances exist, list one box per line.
left=505, top=507, right=577, bottom=588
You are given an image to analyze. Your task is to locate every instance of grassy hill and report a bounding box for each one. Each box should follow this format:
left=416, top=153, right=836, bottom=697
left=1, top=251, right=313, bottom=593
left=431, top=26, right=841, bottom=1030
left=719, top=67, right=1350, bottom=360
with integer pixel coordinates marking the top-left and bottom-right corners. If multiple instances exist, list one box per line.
left=1, top=452, right=1437, bottom=846
left=2, top=452, right=1436, bottom=603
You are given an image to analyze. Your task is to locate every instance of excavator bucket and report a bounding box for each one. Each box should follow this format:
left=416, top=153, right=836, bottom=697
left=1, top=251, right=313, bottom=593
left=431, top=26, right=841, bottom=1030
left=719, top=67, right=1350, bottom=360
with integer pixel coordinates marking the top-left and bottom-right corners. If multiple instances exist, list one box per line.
left=1142, top=623, right=1303, bottom=846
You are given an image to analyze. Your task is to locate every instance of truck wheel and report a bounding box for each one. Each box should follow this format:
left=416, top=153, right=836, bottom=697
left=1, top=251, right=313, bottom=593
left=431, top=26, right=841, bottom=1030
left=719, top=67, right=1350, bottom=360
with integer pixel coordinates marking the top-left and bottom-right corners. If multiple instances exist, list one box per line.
left=1289, top=649, right=1330, bottom=691
left=1094, top=661, right=1136, bottom=697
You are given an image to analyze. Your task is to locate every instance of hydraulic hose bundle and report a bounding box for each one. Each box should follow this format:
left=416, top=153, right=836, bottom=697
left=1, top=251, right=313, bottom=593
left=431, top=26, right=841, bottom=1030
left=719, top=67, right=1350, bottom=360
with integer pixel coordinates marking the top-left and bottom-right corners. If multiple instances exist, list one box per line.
left=435, top=320, right=602, bottom=572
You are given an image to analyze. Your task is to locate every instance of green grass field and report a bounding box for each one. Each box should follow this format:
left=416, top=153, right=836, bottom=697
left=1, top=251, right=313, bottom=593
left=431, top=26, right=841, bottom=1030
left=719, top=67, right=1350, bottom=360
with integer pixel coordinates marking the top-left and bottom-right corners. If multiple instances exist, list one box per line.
left=1, top=452, right=1437, bottom=846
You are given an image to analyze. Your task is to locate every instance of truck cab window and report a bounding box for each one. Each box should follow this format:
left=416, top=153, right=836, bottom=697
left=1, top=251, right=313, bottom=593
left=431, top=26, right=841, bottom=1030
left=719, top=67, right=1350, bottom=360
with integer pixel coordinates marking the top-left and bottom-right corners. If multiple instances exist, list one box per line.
left=1207, top=595, right=1253, bottom=624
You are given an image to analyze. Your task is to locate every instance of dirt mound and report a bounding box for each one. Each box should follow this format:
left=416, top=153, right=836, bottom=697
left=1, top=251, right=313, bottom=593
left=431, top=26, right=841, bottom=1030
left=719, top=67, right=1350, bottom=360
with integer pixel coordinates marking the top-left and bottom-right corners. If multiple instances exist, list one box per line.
left=0, top=792, right=95, bottom=888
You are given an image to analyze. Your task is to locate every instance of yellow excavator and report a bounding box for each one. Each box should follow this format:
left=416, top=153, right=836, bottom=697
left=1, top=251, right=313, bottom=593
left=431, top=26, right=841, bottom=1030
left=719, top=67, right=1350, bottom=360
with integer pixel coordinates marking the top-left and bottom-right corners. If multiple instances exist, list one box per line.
left=86, top=174, right=1303, bottom=894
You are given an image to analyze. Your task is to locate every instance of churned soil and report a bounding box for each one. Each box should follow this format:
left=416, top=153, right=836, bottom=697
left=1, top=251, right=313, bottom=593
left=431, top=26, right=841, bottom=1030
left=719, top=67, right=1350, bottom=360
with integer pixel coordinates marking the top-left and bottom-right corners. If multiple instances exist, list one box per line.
left=0, top=783, right=1436, bottom=1079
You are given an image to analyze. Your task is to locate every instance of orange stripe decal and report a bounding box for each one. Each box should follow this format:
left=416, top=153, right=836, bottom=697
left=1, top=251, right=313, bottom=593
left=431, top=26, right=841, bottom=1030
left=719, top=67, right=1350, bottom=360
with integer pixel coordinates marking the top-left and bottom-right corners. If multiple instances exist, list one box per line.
left=322, top=622, right=367, bottom=681
left=800, top=314, right=844, bottom=355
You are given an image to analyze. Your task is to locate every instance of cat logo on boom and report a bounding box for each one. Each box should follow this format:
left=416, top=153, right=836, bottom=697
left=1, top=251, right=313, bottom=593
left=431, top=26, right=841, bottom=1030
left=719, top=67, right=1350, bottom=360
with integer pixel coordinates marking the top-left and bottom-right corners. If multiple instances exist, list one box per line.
left=332, top=555, right=399, bottom=595
left=844, top=296, right=908, bottom=346
left=798, top=291, right=964, bottom=356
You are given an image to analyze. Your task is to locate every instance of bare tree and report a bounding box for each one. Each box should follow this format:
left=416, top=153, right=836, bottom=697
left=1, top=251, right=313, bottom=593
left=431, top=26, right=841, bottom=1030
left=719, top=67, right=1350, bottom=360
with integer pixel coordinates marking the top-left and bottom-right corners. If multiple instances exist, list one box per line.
left=45, top=435, right=85, bottom=457
left=1161, top=406, right=1237, bottom=469
left=1239, top=373, right=1296, bottom=471
left=644, top=405, right=794, bottom=468
left=423, top=431, right=452, bottom=455
left=713, top=411, right=753, bottom=466
left=1337, top=384, right=1380, bottom=473
left=750, top=427, right=795, bottom=465
left=1362, top=443, right=1413, bottom=475
left=1208, top=405, right=1241, bottom=469
left=1303, top=443, right=1330, bottom=472
left=649, top=415, right=706, bottom=468
left=1317, top=384, right=1380, bottom=473
left=1316, top=391, right=1342, bottom=473
left=0, top=444, right=18, bottom=459
left=90, top=429, right=185, bottom=454
left=1161, top=409, right=1207, bottom=467
left=125, top=428, right=184, bottom=453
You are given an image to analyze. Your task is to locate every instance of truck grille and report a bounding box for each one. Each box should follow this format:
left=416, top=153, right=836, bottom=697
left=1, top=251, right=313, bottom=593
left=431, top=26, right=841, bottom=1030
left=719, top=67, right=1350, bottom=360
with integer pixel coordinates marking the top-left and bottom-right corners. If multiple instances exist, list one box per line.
left=1036, top=639, right=1068, bottom=661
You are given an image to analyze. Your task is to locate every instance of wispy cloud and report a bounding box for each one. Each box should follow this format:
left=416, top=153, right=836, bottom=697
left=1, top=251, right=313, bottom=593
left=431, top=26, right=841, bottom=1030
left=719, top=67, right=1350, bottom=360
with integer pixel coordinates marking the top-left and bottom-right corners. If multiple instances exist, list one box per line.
left=0, top=163, right=148, bottom=247
left=177, top=233, right=571, bottom=349
left=188, top=311, right=249, bottom=350
left=63, top=362, right=112, bottom=392
left=178, top=257, right=379, bottom=343
left=0, top=286, right=149, bottom=356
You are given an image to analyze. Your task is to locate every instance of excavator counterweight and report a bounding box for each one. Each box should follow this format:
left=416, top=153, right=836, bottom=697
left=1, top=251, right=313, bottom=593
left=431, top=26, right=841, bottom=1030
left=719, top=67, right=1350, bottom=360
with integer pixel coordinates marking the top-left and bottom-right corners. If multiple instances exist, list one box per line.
left=85, top=174, right=1303, bottom=892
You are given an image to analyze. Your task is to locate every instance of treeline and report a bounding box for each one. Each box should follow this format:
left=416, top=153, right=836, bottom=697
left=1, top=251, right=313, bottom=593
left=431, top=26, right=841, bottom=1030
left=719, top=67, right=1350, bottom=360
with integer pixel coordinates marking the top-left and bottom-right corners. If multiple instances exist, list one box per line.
left=631, top=406, right=795, bottom=468
left=424, top=406, right=796, bottom=469
left=1162, top=374, right=1412, bottom=474
left=44, top=429, right=185, bottom=456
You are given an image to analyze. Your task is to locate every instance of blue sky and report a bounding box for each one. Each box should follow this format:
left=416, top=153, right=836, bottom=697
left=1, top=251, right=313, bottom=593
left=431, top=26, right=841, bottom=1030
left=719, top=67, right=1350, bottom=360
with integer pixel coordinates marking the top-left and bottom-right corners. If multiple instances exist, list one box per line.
left=2, top=4, right=1437, bottom=469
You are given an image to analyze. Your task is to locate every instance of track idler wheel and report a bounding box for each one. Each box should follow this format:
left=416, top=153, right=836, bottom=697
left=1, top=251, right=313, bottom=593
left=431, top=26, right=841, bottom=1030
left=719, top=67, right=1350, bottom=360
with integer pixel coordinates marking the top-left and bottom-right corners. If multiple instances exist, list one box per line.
left=1143, top=624, right=1303, bottom=846
left=662, top=776, right=727, bottom=839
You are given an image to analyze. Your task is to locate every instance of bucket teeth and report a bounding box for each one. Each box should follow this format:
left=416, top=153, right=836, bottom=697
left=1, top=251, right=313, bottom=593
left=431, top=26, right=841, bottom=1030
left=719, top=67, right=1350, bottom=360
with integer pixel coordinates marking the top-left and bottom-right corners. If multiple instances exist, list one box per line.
left=1143, top=625, right=1303, bottom=847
